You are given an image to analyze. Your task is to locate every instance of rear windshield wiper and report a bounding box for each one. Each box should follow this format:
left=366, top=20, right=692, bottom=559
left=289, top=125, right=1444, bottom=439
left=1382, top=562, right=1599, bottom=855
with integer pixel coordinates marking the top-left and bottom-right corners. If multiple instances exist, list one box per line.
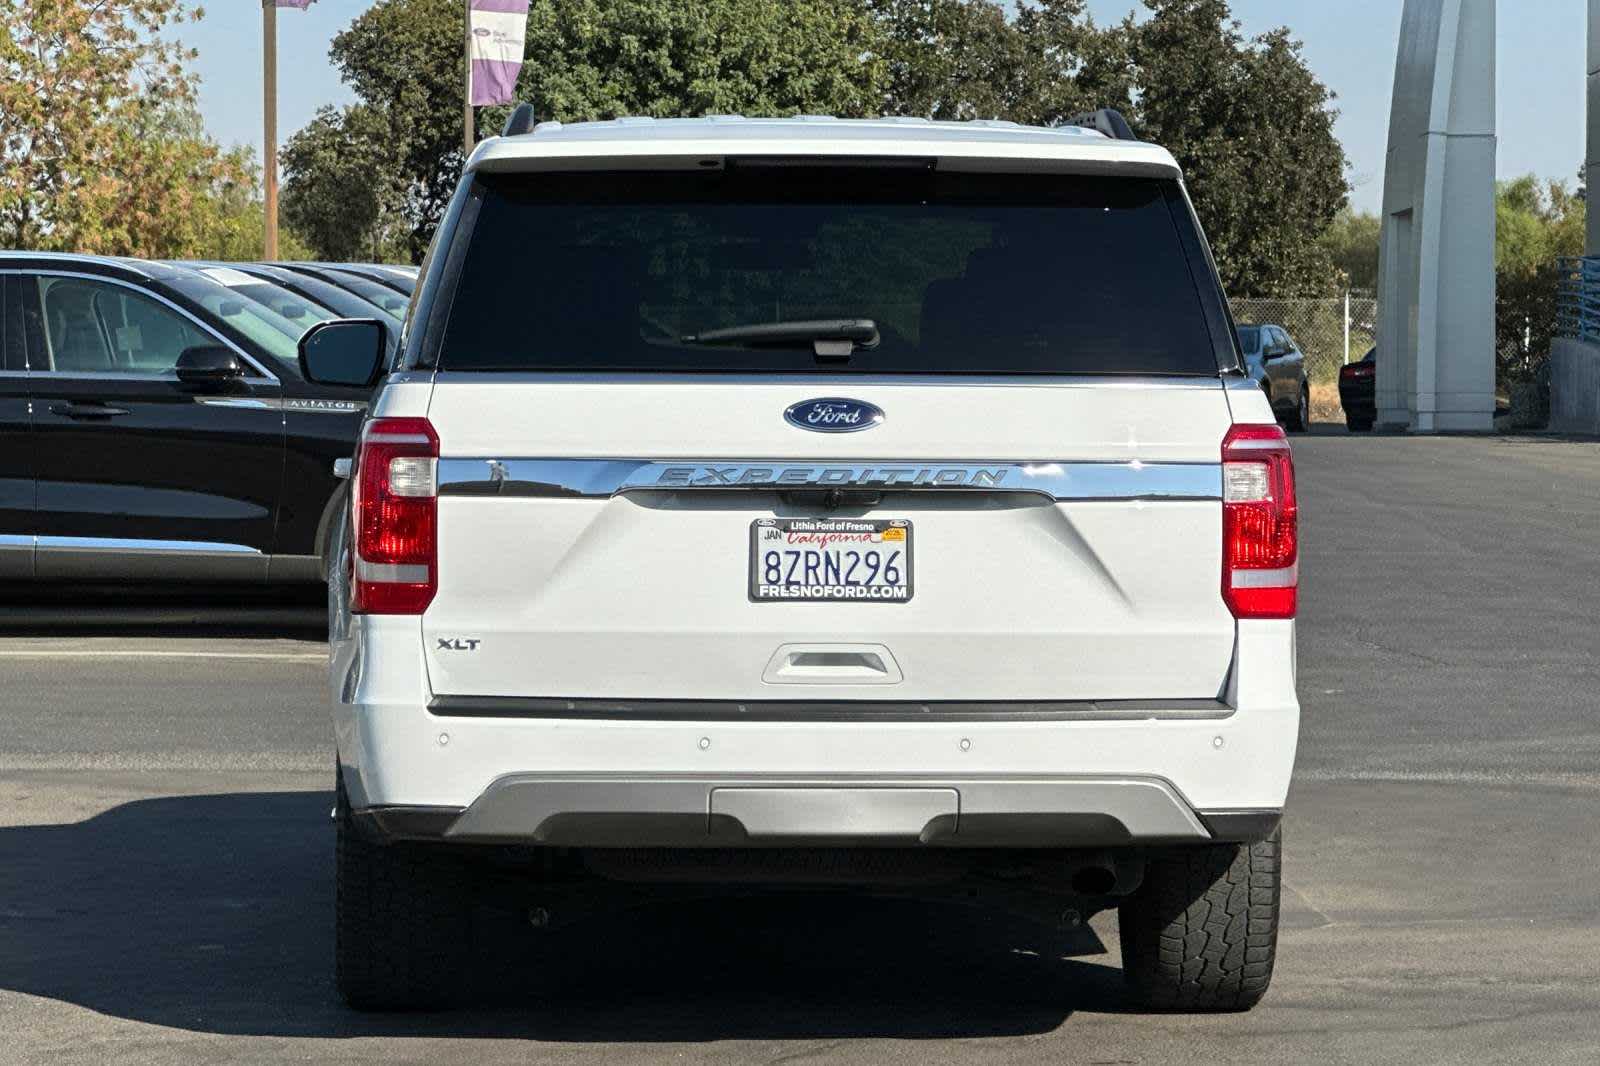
left=680, top=318, right=879, bottom=360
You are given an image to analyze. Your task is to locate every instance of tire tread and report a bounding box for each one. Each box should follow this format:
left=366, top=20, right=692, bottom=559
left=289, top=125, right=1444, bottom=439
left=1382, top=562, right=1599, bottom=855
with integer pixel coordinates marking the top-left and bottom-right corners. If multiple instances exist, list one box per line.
left=335, top=780, right=472, bottom=1011
left=1118, top=828, right=1281, bottom=1011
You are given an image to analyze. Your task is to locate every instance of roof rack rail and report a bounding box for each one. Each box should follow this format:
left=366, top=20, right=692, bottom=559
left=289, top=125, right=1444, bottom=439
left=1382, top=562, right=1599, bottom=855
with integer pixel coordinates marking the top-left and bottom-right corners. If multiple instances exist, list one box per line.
left=501, top=103, right=537, bottom=137
left=1063, top=108, right=1136, bottom=141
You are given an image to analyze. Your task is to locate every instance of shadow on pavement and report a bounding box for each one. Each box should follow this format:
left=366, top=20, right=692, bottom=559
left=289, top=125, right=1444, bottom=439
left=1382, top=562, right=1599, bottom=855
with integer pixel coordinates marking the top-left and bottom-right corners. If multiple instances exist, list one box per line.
left=0, top=585, right=325, bottom=640
left=0, top=791, right=1130, bottom=1040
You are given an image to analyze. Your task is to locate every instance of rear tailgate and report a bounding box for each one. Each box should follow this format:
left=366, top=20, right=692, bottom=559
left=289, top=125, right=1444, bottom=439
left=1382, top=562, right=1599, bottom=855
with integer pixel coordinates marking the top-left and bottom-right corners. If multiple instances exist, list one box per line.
left=422, top=377, right=1233, bottom=702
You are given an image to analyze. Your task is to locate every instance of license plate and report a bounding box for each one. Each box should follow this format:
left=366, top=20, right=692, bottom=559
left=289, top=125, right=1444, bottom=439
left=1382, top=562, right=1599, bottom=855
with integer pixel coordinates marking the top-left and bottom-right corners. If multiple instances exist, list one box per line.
left=749, top=518, right=913, bottom=603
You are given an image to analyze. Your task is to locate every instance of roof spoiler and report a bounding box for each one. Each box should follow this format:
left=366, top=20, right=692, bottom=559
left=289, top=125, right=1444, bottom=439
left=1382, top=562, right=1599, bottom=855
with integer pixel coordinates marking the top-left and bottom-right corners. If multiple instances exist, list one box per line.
left=502, top=102, right=538, bottom=137
left=1063, top=108, right=1136, bottom=141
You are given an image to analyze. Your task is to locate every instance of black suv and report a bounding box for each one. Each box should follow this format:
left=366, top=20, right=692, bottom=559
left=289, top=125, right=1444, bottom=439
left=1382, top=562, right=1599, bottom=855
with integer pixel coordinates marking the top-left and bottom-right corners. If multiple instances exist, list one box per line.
left=0, top=253, right=373, bottom=583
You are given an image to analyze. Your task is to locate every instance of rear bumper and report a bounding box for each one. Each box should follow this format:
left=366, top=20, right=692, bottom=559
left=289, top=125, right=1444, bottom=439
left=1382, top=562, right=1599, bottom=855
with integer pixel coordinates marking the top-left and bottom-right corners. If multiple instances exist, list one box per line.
left=1338, top=384, right=1375, bottom=415
left=350, top=771, right=1281, bottom=847
left=333, top=617, right=1300, bottom=843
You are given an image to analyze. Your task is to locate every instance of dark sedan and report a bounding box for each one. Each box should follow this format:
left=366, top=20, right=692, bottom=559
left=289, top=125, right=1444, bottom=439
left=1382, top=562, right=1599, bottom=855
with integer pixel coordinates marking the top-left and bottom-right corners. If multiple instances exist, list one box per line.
left=1339, top=347, right=1376, bottom=431
left=0, top=253, right=381, bottom=584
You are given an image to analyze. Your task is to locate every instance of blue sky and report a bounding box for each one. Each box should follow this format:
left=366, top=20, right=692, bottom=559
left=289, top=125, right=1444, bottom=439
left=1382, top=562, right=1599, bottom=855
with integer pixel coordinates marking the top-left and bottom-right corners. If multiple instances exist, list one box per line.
left=183, top=1, right=1585, bottom=213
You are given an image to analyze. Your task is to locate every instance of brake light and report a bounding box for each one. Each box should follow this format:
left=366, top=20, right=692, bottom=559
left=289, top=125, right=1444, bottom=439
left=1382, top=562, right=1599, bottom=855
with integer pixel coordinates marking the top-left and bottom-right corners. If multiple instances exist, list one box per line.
left=1341, top=363, right=1374, bottom=378
left=351, top=417, right=439, bottom=614
left=1221, top=423, right=1297, bottom=619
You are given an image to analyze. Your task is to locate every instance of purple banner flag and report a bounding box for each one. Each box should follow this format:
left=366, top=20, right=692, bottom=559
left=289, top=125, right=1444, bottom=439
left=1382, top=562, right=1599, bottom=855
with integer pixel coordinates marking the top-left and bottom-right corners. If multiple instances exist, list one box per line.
left=469, top=0, right=530, bottom=106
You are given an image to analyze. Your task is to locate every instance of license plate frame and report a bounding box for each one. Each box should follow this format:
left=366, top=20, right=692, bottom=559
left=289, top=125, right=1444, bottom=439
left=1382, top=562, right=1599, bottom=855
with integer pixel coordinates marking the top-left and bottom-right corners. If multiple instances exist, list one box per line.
left=749, top=518, right=914, bottom=604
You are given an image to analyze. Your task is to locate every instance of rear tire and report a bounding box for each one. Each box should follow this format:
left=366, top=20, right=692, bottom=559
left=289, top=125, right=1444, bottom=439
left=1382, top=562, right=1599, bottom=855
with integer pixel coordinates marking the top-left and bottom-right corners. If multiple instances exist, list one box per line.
left=1118, top=828, right=1281, bottom=1012
left=1283, top=385, right=1309, bottom=433
left=335, top=774, right=473, bottom=1011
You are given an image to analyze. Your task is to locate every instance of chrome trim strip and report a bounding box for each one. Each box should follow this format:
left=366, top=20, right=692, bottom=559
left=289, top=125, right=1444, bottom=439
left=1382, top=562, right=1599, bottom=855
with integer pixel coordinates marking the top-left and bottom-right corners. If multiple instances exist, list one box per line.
left=429, top=696, right=1234, bottom=723
left=0, top=268, right=280, bottom=383
left=436, top=458, right=1222, bottom=502
left=195, top=397, right=366, bottom=412
left=35, top=536, right=261, bottom=556
left=430, top=370, right=1226, bottom=389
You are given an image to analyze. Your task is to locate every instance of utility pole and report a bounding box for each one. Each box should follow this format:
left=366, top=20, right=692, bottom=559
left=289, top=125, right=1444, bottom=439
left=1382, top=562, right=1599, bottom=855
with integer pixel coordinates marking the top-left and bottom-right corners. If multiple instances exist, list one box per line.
left=263, top=0, right=279, bottom=260
left=463, top=0, right=474, bottom=159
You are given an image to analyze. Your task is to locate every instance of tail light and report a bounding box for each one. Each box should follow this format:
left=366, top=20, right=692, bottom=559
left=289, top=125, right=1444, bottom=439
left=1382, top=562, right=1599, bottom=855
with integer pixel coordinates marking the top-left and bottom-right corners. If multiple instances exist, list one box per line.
left=351, top=417, right=439, bottom=614
left=1341, top=363, right=1374, bottom=379
left=1221, top=423, right=1297, bottom=619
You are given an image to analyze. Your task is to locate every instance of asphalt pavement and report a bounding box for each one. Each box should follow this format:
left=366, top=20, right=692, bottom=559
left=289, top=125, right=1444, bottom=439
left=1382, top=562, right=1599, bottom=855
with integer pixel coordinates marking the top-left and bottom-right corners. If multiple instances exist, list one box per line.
left=2, top=431, right=1598, bottom=1065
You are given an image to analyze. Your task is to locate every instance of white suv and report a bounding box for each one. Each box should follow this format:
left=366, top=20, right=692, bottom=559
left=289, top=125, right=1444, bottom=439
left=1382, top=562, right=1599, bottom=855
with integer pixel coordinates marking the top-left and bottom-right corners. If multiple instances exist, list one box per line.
left=300, top=111, right=1300, bottom=1013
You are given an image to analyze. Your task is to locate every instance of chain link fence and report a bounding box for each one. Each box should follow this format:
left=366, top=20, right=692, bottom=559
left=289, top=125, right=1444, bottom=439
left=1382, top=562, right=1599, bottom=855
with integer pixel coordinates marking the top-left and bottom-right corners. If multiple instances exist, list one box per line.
left=1228, top=293, right=1378, bottom=383
left=1228, top=294, right=1378, bottom=423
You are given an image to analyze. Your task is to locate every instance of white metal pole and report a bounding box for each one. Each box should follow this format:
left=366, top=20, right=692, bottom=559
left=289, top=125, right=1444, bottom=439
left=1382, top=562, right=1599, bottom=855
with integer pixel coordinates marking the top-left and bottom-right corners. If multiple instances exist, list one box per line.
left=1343, top=289, right=1352, bottom=364
left=463, top=0, right=474, bottom=158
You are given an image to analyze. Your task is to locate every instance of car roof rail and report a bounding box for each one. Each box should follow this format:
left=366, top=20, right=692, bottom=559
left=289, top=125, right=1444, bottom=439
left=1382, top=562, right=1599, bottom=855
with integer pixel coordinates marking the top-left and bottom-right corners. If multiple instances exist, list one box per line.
left=1062, top=108, right=1136, bottom=141
left=501, top=103, right=537, bottom=138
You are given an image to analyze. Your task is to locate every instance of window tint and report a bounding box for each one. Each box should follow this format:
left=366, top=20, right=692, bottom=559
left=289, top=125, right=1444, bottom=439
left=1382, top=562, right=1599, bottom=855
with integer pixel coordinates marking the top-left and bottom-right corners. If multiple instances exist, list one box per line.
left=161, top=273, right=301, bottom=368
left=24, top=276, right=212, bottom=373
left=320, top=270, right=409, bottom=321
left=254, top=269, right=393, bottom=323
left=437, top=169, right=1224, bottom=375
left=191, top=266, right=333, bottom=328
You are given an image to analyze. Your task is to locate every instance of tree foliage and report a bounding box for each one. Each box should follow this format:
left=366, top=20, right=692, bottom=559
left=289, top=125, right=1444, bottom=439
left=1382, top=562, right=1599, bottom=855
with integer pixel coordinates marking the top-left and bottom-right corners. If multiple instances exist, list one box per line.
left=284, top=0, right=887, bottom=260
left=1317, top=208, right=1381, bottom=292
left=281, top=105, right=411, bottom=262
left=283, top=0, right=1347, bottom=290
left=1116, top=3, right=1346, bottom=295
left=1495, top=175, right=1585, bottom=381
left=0, top=0, right=263, bottom=256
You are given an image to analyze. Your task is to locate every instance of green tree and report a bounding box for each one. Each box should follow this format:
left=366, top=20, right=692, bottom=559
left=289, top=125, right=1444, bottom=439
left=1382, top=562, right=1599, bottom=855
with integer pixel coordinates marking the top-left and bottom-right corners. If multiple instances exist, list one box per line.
left=281, top=105, right=409, bottom=261
left=870, top=0, right=1348, bottom=295
left=1495, top=175, right=1585, bottom=382
left=284, top=0, right=888, bottom=260
left=1116, top=2, right=1347, bottom=296
left=1317, top=208, right=1381, bottom=292
left=870, top=0, right=1031, bottom=120
left=0, top=0, right=253, bottom=256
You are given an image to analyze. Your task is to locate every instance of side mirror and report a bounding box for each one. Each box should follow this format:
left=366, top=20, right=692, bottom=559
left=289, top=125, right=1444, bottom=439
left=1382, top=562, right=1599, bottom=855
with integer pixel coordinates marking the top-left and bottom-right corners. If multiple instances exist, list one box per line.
left=298, top=318, right=387, bottom=388
left=175, top=345, right=247, bottom=386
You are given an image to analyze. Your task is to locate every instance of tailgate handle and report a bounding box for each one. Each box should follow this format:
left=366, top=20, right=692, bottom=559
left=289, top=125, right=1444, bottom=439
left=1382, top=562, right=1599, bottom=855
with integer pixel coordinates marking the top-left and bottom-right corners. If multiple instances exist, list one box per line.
left=763, top=643, right=903, bottom=685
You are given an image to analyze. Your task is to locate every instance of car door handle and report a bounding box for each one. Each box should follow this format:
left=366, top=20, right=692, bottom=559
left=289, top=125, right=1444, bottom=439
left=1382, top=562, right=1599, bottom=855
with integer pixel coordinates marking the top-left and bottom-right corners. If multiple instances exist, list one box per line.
left=48, top=401, right=130, bottom=419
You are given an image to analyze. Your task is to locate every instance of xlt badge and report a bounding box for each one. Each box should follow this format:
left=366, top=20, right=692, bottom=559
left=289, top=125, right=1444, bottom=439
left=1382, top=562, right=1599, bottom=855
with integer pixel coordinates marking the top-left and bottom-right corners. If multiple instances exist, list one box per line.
left=436, top=638, right=481, bottom=651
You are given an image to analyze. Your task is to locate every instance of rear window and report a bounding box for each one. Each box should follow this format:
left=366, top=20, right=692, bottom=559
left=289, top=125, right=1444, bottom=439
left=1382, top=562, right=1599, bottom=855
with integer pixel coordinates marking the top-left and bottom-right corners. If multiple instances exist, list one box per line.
left=1235, top=326, right=1261, bottom=353
left=437, top=168, right=1224, bottom=375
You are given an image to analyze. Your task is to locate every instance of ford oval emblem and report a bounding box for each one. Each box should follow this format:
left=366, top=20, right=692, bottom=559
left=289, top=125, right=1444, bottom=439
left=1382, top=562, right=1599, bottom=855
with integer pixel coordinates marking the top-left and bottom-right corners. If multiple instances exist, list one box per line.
left=784, top=397, right=884, bottom=433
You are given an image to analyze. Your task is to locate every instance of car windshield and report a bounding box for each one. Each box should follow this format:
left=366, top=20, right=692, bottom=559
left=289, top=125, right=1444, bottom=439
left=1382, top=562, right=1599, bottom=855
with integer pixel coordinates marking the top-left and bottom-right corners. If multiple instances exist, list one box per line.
left=436, top=169, right=1226, bottom=375
left=232, top=281, right=334, bottom=324
left=251, top=268, right=400, bottom=327
left=318, top=269, right=411, bottom=319
left=1235, top=326, right=1261, bottom=352
left=162, top=273, right=303, bottom=368
left=190, top=267, right=336, bottom=329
